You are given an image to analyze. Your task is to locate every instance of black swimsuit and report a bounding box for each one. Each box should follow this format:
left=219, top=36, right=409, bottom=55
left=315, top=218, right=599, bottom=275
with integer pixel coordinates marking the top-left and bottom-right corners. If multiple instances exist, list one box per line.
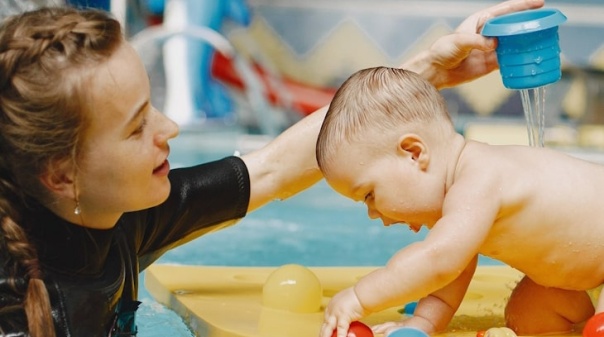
left=0, top=156, right=250, bottom=337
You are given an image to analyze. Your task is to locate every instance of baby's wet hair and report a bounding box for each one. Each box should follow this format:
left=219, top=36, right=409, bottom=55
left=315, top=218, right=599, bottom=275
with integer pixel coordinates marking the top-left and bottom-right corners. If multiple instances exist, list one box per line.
left=316, top=66, right=451, bottom=170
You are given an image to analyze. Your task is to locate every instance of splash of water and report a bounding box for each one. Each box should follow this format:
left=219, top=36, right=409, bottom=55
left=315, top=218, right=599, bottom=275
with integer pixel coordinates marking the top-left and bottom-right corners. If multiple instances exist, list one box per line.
left=519, top=86, right=547, bottom=147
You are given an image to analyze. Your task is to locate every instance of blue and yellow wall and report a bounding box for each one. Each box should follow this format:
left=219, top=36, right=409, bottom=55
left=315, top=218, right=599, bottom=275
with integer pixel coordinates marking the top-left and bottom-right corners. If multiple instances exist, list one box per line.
left=226, top=0, right=604, bottom=121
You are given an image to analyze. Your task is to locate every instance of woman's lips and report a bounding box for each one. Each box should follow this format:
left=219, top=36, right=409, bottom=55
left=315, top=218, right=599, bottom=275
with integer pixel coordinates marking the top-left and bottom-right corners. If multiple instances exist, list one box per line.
left=153, top=159, right=170, bottom=176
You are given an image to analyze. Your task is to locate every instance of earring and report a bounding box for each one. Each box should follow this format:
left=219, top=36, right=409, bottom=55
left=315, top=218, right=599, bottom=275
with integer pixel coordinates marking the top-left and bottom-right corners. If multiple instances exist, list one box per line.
left=73, top=173, right=83, bottom=217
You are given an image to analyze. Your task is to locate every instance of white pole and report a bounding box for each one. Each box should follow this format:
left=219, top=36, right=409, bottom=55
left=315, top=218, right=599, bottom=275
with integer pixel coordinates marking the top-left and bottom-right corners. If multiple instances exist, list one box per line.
left=110, top=0, right=127, bottom=28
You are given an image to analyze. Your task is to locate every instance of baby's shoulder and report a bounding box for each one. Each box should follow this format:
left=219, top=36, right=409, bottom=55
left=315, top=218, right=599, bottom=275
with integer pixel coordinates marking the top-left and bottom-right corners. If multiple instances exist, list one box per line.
left=457, top=140, right=504, bottom=166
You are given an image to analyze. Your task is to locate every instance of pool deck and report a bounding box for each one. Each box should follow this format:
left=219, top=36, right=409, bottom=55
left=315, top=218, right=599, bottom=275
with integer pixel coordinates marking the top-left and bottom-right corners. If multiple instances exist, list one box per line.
left=145, top=264, right=582, bottom=337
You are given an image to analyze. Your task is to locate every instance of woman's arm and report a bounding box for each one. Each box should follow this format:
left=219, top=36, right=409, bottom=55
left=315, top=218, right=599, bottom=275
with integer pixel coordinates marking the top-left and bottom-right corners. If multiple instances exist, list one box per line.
left=242, top=106, right=326, bottom=212
left=241, top=0, right=544, bottom=212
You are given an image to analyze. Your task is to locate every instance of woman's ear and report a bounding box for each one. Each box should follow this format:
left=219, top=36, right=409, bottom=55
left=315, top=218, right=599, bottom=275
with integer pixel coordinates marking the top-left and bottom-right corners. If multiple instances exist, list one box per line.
left=397, top=133, right=429, bottom=170
left=38, top=159, right=77, bottom=199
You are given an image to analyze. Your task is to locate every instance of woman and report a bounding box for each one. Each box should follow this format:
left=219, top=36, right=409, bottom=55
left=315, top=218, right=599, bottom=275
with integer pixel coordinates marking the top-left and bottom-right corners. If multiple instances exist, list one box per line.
left=0, top=1, right=544, bottom=336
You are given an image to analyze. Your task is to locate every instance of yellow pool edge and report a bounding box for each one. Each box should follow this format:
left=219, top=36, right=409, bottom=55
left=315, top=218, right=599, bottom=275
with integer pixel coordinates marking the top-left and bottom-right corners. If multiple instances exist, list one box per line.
left=145, top=264, right=580, bottom=337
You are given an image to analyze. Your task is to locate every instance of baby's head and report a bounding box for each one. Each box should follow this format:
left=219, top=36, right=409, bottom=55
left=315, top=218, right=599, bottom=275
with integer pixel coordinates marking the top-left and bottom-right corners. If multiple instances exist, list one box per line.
left=317, top=67, right=454, bottom=173
left=316, top=67, right=455, bottom=228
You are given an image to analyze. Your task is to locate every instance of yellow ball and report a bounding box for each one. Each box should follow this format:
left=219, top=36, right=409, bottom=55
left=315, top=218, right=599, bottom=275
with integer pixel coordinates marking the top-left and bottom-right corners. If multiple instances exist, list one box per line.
left=262, top=264, right=322, bottom=313
left=485, top=327, right=517, bottom=337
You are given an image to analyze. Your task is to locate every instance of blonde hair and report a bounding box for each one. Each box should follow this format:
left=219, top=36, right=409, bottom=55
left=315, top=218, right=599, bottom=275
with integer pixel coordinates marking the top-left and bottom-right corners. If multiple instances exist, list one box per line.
left=0, top=6, right=122, bottom=336
left=316, top=66, right=452, bottom=169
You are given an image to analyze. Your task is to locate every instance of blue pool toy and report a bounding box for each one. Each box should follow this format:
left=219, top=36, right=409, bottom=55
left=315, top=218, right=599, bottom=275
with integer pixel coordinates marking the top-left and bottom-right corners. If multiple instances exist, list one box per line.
left=144, top=0, right=165, bottom=15
left=482, top=8, right=566, bottom=89
left=185, top=0, right=251, bottom=119
left=388, top=327, right=429, bottom=337
left=66, top=0, right=110, bottom=10
left=403, top=301, right=418, bottom=315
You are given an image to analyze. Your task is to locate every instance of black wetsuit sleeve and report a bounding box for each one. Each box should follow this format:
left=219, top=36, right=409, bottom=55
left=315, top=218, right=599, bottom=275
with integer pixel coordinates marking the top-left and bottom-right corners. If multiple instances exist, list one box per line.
left=130, top=156, right=250, bottom=269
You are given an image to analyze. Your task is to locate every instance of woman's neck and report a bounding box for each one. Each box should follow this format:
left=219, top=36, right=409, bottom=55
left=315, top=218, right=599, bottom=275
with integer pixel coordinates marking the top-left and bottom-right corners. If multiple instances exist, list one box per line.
left=43, top=198, right=122, bottom=229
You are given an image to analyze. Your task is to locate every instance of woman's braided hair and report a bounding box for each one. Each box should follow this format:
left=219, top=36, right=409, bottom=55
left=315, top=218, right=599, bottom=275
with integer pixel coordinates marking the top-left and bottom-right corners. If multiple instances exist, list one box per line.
left=0, top=6, right=122, bottom=336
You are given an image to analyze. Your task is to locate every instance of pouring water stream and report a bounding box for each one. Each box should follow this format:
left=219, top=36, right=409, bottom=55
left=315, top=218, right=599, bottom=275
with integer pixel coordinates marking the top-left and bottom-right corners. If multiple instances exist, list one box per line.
left=482, top=8, right=566, bottom=148
left=520, top=87, right=547, bottom=147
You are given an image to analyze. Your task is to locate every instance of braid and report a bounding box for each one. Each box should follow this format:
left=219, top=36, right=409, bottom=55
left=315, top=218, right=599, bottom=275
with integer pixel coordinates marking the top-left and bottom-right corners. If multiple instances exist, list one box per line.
left=0, top=6, right=123, bottom=336
left=1, top=216, right=55, bottom=337
left=0, top=165, right=54, bottom=337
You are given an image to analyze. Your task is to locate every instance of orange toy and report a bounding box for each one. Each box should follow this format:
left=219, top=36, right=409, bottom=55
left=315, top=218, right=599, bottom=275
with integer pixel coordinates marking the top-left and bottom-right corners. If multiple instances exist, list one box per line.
left=211, top=51, right=336, bottom=116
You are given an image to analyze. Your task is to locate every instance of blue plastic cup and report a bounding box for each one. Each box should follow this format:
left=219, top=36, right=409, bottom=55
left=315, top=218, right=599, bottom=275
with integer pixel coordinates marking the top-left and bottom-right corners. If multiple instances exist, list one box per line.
left=388, top=327, right=429, bottom=337
left=482, top=8, right=567, bottom=89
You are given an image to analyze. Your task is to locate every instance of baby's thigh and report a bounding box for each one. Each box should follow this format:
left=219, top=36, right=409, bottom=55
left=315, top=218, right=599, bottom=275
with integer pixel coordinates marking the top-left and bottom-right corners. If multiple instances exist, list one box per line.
left=504, top=276, right=594, bottom=335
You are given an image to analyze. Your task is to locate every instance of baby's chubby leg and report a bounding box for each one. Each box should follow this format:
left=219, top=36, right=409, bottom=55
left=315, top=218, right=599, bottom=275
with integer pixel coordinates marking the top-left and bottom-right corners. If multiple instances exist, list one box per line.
left=505, top=276, right=594, bottom=335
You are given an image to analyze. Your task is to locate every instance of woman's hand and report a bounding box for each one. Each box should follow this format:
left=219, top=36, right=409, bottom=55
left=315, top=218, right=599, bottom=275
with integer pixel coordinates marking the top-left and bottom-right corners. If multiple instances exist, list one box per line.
left=403, top=0, right=544, bottom=89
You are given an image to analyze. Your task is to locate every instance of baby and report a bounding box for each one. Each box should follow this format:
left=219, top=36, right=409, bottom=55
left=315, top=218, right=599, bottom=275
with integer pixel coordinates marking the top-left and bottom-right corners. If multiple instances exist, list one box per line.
left=316, top=66, right=604, bottom=337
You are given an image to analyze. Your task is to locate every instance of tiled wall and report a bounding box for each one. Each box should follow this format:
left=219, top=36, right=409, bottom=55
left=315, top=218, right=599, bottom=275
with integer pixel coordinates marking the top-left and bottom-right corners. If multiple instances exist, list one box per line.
left=226, top=0, right=604, bottom=122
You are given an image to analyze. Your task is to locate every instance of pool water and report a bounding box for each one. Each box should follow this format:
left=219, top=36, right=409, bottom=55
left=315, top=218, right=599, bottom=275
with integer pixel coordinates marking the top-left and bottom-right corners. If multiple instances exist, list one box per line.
left=136, top=130, right=501, bottom=336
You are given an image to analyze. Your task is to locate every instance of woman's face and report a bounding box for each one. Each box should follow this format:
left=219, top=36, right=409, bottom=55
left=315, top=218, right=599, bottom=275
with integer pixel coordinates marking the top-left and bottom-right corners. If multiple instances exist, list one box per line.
left=76, top=41, right=179, bottom=227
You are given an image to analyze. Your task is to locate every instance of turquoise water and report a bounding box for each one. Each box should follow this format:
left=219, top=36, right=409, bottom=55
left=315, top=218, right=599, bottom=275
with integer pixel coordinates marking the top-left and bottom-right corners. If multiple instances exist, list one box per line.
left=136, top=130, right=500, bottom=336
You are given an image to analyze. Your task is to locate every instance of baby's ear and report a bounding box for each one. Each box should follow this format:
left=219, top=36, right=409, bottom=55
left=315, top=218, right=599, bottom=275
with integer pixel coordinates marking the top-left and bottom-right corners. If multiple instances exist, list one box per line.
left=38, top=158, right=77, bottom=199
left=397, top=134, right=429, bottom=170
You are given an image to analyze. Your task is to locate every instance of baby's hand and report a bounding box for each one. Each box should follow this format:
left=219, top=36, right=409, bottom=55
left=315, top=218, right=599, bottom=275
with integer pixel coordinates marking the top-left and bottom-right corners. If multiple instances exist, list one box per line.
left=373, top=316, right=434, bottom=336
left=372, top=321, right=410, bottom=335
left=320, top=287, right=367, bottom=337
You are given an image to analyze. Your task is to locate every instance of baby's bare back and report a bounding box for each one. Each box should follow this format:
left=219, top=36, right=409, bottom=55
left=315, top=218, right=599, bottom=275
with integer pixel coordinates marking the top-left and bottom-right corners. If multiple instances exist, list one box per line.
left=465, top=142, right=604, bottom=290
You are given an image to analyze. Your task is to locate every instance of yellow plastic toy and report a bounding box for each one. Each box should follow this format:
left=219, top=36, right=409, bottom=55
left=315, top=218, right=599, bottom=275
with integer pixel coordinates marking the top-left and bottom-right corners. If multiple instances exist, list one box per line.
left=145, top=264, right=581, bottom=337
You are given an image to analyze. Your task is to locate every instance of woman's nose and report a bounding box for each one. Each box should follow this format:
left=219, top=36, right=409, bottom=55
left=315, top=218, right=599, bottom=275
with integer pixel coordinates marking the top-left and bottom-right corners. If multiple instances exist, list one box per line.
left=155, top=109, right=180, bottom=143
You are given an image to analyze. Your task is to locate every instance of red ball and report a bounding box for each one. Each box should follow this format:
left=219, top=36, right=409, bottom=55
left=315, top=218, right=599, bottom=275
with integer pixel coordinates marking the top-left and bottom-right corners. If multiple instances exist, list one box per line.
left=330, top=321, right=374, bottom=337
left=584, top=313, right=604, bottom=337
left=476, top=331, right=486, bottom=337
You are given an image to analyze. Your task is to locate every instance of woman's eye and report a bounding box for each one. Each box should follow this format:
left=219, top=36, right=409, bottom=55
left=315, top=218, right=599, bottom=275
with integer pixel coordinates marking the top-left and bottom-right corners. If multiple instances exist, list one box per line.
left=132, top=118, right=147, bottom=136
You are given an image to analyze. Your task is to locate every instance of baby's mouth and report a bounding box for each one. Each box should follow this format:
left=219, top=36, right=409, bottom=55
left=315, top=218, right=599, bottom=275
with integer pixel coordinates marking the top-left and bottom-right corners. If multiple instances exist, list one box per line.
left=384, top=221, right=421, bottom=233
left=407, top=223, right=421, bottom=233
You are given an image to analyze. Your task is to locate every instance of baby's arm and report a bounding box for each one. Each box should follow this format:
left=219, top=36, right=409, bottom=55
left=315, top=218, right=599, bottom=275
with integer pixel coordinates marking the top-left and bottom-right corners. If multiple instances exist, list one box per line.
left=320, top=250, right=479, bottom=337
left=352, top=170, right=498, bottom=333
left=320, top=172, right=499, bottom=337
left=373, top=256, right=478, bottom=334
left=355, top=198, right=494, bottom=314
